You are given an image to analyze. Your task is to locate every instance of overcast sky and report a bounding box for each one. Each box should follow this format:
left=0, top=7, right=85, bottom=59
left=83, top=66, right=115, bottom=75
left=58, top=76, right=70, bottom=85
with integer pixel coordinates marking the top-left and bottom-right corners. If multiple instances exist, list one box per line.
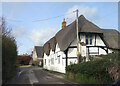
left=2, top=2, right=118, bottom=55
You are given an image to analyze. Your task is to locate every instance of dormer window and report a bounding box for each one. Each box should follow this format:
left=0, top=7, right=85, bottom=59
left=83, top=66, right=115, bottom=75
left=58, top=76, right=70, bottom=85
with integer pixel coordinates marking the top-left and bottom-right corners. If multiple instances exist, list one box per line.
left=85, top=35, right=92, bottom=45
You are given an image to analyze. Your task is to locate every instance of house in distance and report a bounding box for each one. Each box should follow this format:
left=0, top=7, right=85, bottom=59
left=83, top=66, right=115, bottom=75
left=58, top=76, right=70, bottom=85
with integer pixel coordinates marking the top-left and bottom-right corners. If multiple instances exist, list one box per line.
left=43, top=15, right=120, bottom=73
left=31, top=46, right=43, bottom=66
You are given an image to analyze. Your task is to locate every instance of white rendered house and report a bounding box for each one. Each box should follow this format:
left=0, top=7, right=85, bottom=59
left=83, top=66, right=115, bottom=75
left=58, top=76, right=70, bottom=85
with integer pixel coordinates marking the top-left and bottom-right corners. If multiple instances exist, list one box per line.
left=43, top=15, right=120, bottom=73
left=32, top=46, right=43, bottom=65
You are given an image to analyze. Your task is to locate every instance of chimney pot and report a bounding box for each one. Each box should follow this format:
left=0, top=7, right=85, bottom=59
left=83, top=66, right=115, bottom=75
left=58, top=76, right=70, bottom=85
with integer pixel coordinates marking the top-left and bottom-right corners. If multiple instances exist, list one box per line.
left=62, top=18, right=66, bottom=29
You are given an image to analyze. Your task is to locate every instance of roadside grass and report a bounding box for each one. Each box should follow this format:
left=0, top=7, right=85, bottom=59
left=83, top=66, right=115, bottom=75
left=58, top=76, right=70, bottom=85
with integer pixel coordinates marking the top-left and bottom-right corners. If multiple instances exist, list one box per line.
left=42, top=69, right=101, bottom=84
left=74, top=73, right=100, bottom=84
left=65, top=72, right=100, bottom=84
left=42, top=69, right=100, bottom=84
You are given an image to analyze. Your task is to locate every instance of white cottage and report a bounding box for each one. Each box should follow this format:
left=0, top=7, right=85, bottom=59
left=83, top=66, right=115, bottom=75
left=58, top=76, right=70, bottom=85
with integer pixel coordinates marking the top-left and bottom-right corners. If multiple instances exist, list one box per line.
left=32, top=46, right=43, bottom=65
left=43, top=15, right=120, bottom=73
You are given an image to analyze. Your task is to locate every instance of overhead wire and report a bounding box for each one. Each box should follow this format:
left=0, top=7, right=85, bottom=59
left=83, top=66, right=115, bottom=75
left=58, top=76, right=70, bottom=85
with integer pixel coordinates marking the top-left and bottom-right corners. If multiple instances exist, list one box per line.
left=4, top=10, right=76, bottom=23
left=32, top=11, right=76, bottom=22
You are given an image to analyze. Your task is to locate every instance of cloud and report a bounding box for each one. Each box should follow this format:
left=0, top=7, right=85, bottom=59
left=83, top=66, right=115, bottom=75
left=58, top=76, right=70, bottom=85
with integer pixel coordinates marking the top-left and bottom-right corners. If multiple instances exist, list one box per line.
left=12, top=27, right=26, bottom=37
left=65, top=5, right=98, bottom=24
left=26, top=46, right=33, bottom=55
left=29, top=28, right=58, bottom=46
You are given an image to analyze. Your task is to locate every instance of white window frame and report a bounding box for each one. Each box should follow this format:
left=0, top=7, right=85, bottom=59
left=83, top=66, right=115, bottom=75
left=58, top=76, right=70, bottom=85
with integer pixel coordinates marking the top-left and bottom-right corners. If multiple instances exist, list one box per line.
left=85, top=35, right=93, bottom=45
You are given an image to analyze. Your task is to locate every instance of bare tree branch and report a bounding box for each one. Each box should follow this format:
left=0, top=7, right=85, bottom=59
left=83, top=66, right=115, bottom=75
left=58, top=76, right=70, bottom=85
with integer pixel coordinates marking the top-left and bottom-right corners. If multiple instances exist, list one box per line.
left=0, top=17, right=12, bottom=37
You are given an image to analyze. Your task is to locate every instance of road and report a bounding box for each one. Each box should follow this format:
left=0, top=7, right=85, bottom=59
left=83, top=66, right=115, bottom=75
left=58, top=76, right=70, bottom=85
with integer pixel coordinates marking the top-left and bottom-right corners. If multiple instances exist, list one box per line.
left=6, top=66, right=78, bottom=85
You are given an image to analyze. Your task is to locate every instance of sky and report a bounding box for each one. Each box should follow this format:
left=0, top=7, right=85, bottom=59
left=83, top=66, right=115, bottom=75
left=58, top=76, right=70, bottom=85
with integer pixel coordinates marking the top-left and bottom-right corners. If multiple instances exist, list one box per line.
left=2, top=2, right=118, bottom=55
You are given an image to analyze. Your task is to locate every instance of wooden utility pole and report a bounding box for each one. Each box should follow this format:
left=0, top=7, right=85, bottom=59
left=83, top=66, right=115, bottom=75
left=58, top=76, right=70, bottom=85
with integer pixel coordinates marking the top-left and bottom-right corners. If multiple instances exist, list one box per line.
left=76, top=9, right=79, bottom=64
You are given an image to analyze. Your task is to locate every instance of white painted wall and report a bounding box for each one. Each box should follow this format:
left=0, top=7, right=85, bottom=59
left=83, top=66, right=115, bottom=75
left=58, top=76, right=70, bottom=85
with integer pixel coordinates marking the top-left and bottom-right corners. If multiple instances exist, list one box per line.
left=80, top=45, right=87, bottom=57
left=43, top=43, right=66, bottom=73
left=32, top=50, right=38, bottom=61
left=108, top=49, right=114, bottom=53
left=67, top=38, right=78, bottom=65
left=43, top=53, right=49, bottom=69
left=79, top=34, right=107, bottom=56
left=68, top=48, right=77, bottom=57
left=80, top=34, right=85, bottom=43
left=99, top=48, right=107, bottom=55
left=96, top=35, right=105, bottom=46
left=67, top=48, right=78, bottom=65
left=43, top=41, right=80, bottom=73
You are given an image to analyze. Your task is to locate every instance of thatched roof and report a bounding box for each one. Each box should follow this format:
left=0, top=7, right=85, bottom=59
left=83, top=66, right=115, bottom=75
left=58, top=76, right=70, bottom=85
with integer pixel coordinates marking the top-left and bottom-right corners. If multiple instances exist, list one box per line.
left=78, top=15, right=103, bottom=33
left=55, top=20, right=76, bottom=51
left=43, top=15, right=120, bottom=55
left=34, top=46, right=43, bottom=58
left=43, top=42, right=50, bottom=56
left=55, top=15, right=103, bottom=51
left=43, top=37, right=57, bottom=55
left=102, top=29, right=120, bottom=50
left=49, top=37, right=57, bottom=52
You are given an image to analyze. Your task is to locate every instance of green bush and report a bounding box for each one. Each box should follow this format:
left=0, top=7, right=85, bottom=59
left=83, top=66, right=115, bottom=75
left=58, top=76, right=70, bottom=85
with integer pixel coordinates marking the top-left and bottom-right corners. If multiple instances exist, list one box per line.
left=99, top=51, right=120, bottom=66
left=66, top=59, right=114, bottom=84
left=2, top=35, right=18, bottom=83
left=89, top=55, right=93, bottom=61
left=78, top=54, right=83, bottom=63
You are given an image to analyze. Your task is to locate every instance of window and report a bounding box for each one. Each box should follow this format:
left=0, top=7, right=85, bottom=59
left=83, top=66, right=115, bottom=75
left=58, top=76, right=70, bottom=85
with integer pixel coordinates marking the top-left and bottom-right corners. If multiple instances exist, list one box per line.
left=44, top=59, right=46, bottom=65
left=85, top=35, right=93, bottom=45
left=86, top=36, right=88, bottom=45
left=55, top=53, right=58, bottom=60
left=62, top=60, right=64, bottom=66
left=90, top=35, right=92, bottom=45
left=48, top=59, right=50, bottom=66
left=58, top=57, right=60, bottom=64
left=51, top=58, right=54, bottom=65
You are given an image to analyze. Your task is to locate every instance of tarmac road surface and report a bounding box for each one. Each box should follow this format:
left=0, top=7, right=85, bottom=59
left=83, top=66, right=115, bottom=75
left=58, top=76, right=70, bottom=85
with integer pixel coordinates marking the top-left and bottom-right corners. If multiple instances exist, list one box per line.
left=6, top=66, right=78, bottom=85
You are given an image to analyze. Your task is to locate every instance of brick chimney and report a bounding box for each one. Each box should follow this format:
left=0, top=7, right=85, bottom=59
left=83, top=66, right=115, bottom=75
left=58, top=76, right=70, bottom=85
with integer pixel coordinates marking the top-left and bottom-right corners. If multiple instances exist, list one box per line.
left=62, top=18, right=66, bottom=29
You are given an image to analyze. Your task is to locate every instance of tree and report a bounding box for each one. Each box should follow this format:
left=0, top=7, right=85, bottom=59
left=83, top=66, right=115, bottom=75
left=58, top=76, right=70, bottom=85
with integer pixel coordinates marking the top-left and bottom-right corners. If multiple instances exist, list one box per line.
left=1, top=17, right=18, bottom=84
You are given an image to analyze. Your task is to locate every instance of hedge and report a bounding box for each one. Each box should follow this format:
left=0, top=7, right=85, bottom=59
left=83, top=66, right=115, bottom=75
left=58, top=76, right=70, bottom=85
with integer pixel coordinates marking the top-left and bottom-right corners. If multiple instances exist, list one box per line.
left=2, top=34, right=18, bottom=84
left=99, top=51, right=120, bottom=66
left=66, top=59, right=114, bottom=84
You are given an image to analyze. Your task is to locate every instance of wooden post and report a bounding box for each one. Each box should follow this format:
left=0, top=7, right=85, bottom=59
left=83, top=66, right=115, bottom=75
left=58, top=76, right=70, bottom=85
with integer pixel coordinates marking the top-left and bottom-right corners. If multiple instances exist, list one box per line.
left=76, top=9, right=79, bottom=64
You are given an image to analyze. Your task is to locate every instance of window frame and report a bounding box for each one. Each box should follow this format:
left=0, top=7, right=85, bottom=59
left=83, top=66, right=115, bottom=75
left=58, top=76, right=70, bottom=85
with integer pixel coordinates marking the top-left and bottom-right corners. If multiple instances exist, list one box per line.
left=85, top=34, right=93, bottom=45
